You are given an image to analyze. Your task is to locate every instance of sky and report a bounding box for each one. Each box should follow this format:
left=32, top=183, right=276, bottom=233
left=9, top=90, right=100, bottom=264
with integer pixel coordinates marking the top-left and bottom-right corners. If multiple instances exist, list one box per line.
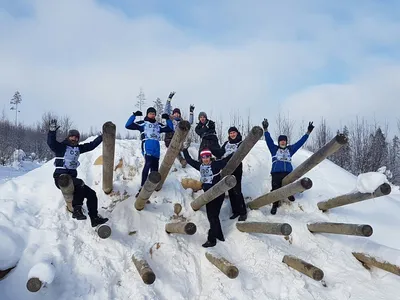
left=1, top=0, right=400, bottom=138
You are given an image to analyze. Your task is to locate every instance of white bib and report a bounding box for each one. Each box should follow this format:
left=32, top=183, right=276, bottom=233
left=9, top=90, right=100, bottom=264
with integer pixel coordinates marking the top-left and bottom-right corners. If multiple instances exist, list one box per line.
left=276, top=148, right=291, bottom=162
left=63, top=146, right=80, bottom=169
left=143, top=121, right=161, bottom=140
left=222, top=142, right=239, bottom=158
left=172, top=119, right=180, bottom=130
left=200, top=164, right=213, bottom=184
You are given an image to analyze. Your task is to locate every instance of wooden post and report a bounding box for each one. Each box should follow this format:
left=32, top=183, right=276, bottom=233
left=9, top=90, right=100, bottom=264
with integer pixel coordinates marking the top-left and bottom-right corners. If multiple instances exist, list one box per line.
left=26, top=262, right=56, bottom=292
left=134, top=171, right=161, bottom=211
left=205, top=252, right=239, bottom=279
left=220, top=126, right=264, bottom=177
left=165, top=222, right=197, bottom=235
left=352, top=252, right=400, bottom=276
left=317, top=183, right=391, bottom=211
left=58, top=174, right=74, bottom=212
left=236, top=222, right=292, bottom=236
left=102, top=121, right=116, bottom=194
left=190, top=175, right=237, bottom=211
left=173, top=203, right=182, bottom=215
left=248, top=177, right=312, bottom=210
left=156, top=120, right=191, bottom=191
left=282, top=134, right=348, bottom=186
left=282, top=255, right=324, bottom=281
left=131, top=253, right=156, bottom=284
left=181, top=178, right=203, bottom=192
left=307, top=222, right=373, bottom=237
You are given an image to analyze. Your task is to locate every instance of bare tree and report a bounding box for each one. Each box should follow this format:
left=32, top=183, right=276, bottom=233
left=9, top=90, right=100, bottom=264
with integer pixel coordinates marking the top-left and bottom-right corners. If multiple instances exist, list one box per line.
left=135, top=87, right=146, bottom=112
left=275, top=111, right=295, bottom=142
left=153, top=97, right=164, bottom=122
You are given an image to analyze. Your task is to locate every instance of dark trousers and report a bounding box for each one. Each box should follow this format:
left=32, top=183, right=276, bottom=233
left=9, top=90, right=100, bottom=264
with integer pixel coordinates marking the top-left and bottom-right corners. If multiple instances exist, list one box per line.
left=199, top=135, right=221, bottom=159
left=141, top=155, right=159, bottom=186
left=271, top=172, right=290, bottom=208
left=229, top=165, right=247, bottom=215
left=205, top=193, right=225, bottom=243
left=54, top=177, right=98, bottom=217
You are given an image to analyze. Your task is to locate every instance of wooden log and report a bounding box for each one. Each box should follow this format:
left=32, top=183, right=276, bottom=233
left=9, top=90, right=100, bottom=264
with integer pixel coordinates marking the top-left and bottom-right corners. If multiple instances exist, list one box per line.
left=307, top=222, right=373, bottom=237
left=131, top=253, right=156, bottom=284
left=282, top=255, right=324, bottom=281
left=135, top=171, right=161, bottom=211
left=102, top=121, right=116, bottom=194
left=26, top=262, right=56, bottom=292
left=352, top=252, right=400, bottom=276
left=156, top=120, right=191, bottom=191
left=57, top=174, right=74, bottom=212
left=317, top=183, right=391, bottom=211
left=282, top=134, right=348, bottom=186
left=220, top=126, right=264, bottom=177
left=236, top=222, right=292, bottom=236
left=165, top=222, right=197, bottom=235
left=0, top=265, right=16, bottom=281
left=173, top=203, right=182, bottom=215
left=248, top=177, right=312, bottom=210
left=190, top=175, right=237, bottom=211
left=205, top=252, right=239, bottom=279
left=181, top=178, right=203, bottom=192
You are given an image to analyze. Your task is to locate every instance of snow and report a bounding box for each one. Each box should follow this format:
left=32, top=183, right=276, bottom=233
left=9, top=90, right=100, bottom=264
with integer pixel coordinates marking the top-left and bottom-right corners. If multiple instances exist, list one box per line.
left=356, top=172, right=388, bottom=193
left=0, top=226, right=23, bottom=270
left=28, top=262, right=56, bottom=284
left=0, top=139, right=400, bottom=300
left=0, top=160, right=43, bottom=184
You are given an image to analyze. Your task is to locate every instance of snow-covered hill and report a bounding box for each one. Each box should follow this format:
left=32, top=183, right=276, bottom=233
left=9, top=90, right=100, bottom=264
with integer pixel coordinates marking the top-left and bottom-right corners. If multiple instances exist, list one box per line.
left=1, top=139, right=400, bottom=300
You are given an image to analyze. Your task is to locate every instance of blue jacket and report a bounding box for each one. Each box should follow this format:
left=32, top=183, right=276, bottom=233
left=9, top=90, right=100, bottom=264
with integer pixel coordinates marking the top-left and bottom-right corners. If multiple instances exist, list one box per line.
left=264, top=131, right=309, bottom=173
left=125, top=115, right=174, bottom=158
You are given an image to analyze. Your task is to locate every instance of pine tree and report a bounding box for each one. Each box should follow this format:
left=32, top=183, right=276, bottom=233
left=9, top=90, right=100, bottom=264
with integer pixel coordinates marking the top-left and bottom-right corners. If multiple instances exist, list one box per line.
left=389, top=135, right=400, bottom=184
left=135, top=88, right=146, bottom=112
left=153, top=97, right=164, bottom=122
left=10, top=91, right=22, bottom=126
left=367, top=127, right=388, bottom=172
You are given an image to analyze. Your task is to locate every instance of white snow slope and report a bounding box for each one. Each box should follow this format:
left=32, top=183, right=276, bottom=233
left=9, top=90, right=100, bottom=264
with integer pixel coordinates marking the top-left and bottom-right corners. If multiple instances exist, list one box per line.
left=1, top=139, right=400, bottom=300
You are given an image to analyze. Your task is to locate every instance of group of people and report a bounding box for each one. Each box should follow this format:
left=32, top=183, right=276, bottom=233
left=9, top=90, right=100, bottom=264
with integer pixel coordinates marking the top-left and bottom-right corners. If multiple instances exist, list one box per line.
left=47, top=91, right=314, bottom=248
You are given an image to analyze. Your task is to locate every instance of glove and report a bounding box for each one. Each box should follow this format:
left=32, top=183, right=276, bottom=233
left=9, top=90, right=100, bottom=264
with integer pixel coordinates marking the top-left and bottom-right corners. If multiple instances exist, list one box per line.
left=262, top=118, right=269, bottom=130
left=307, top=121, right=314, bottom=133
left=133, top=111, right=143, bottom=116
left=49, top=119, right=60, bottom=131
left=189, top=104, right=195, bottom=113
left=168, top=91, right=176, bottom=100
left=161, top=113, right=169, bottom=119
left=182, top=140, right=191, bottom=150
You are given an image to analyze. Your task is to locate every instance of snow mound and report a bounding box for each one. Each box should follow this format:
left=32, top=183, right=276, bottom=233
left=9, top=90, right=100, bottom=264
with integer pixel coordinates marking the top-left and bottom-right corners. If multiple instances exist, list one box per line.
left=28, top=262, right=56, bottom=284
left=0, top=226, right=23, bottom=270
left=356, top=172, right=388, bottom=193
left=0, top=139, right=399, bottom=300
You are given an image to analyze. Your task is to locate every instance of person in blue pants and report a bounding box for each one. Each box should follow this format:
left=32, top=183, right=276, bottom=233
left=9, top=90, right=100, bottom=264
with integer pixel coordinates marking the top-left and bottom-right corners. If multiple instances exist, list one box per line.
left=125, top=107, right=174, bottom=196
left=262, top=119, right=314, bottom=215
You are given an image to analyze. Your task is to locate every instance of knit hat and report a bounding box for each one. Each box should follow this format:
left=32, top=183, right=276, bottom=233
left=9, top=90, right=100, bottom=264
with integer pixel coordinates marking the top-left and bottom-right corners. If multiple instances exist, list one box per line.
left=198, top=111, right=207, bottom=119
left=228, top=126, right=239, bottom=134
left=278, top=135, right=287, bottom=142
left=172, top=108, right=181, bottom=115
left=200, top=148, right=212, bottom=158
left=68, top=129, right=80, bottom=139
left=146, top=107, right=156, bottom=115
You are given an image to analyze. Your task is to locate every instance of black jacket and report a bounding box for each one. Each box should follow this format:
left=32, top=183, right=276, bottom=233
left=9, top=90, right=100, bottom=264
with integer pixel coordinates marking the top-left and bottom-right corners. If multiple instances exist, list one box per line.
left=47, top=130, right=102, bottom=178
left=213, top=134, right=243, bottom=176
left=195, top=119, right=217, bottom=140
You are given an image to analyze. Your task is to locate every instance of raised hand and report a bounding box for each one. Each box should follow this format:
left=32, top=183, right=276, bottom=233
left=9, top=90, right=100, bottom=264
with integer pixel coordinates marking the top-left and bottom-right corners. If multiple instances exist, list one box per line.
left=190, top=104, right=195, bottom=113
left=49, top=119, right=60, bottom=131
left=168, top=91, right=176, bottom=100
left=161, top=113, right=169, bottom=119
left=307, top=121, right=314, bottom=133
left=133, top=111, right=143, bottom=116
left=262, top=118, right=269, bottom=130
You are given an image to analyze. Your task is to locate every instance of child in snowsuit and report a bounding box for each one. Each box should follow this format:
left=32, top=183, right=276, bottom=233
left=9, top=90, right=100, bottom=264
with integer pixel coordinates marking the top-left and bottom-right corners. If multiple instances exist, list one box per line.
left=262, top=119, right=314, bottom=215
left=47, top=119, right=109, bottom=227
left=163, top=91, right=195, bottom=168
left=195, top=112, right=221, bottom=159
left=183, top=147, right=230, bottom=248
left=214, top=126, right=247, bottom=221
left=125, top=107, right=174, bottom=195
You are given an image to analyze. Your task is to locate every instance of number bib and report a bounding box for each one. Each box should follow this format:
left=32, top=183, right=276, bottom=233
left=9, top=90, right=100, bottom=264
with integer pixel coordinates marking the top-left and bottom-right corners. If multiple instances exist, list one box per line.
left=276, top=148, right=291, bottom=162
left=143, top=121, right=161, bottom=140
left=200, top=165, right=213, bottom=184
left=63, top=146, right=80, bottom=169
left=223, top=142, right=239, bottom=158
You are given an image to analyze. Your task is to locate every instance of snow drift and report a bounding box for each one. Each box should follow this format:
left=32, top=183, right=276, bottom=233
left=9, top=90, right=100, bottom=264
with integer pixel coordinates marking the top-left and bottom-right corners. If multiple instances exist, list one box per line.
left=0, top=139, right=399, bottom=300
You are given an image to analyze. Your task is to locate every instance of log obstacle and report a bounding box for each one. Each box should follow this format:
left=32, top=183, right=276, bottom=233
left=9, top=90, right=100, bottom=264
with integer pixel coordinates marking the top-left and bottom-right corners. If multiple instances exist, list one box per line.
left=220, top=126, right=264, bottom=177
left=236, top=222, right=292, bottom=236
left=317, top=183, right=391, bottom=211
left=0, top=266, right=16, bottom=281
left=131, top=253, right=156, bottom=285
left=190, top=175, right=237, bottom=211
left=205, top=252, right=239, bottom=279
left=173, top=203, right=182, bottom=215
left=134, top=172, right=161, bottom=211
left=58, top=174, right=74, bottom=212
left=26, top=262, right=56, bottom=292
left=102, top=121, right=116, bottom=194
left=282, top=134, right=348, bottom=186
left=181, top=178, right=203, bottom=192
left=165, top=222, right=197, bottom=235
left=156, top=120, right=191, bottom=191
left=307, top=222, right=373, bottom=237
left=248, top=177, right=312, bottom=210
left=352, top=252, right=400, bottom=276
left=282, top=255, right=324, bottom=281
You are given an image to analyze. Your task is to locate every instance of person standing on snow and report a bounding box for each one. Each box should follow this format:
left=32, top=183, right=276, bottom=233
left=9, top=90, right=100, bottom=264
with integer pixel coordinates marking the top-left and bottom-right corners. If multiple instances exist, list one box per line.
left=262, top=119, right=314, bottom=214
left=182, top=147, right=231, bottom=247
left=195, top=112, right=221, bottom=159
left=163, top=91, right=195, bottom=168
left=214, top=126, right=247, bottom=221
left=125, top=107, right=174, bottom=196
left=47, top=119, right=109, bottom=227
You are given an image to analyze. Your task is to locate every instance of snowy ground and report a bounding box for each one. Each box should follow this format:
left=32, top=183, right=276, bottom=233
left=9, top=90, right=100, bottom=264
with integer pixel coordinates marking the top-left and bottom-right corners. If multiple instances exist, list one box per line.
left=0, top=139, right=399, bottom=300
left=0, top=161, right=43, bottom=183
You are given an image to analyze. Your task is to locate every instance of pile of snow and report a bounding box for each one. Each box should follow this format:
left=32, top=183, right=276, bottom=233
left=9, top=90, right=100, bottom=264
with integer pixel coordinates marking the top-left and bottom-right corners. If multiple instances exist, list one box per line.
left=356, top=172, right=388, bottom=193
left=0, top=227, right=23, bottom=271
left=0, top=139, right=399, bottom=300
left=0, top=160, right=43, bottom=183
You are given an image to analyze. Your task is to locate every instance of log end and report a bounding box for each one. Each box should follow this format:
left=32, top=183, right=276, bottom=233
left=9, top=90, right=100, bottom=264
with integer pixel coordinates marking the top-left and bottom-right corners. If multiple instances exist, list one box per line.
left=142, top=270, right=156, bottom=285
left=134, top=201, right=145, bottom=211
left=184, top=222, right=197, bottom=235
left=312, top=269, right=324, bottom=281
left=27, top=277, right=42, bottom=292
left=226, top=266, right=239, bottom=279
left=178, top=120, right=191, bottom=131
left=102, top=121, right=116, bottom=133
left=190, top=201, right=199, bottom=212
left=361, top=225, right=373, bottom=237
left=58, top=174, right=72, bottom=188
left=97, top=224, right=112, bottom=239
left=226, top=175, right=237, bottom=188
left=174, top=203, right=182, bottom=215
left=280, top=223, right=292, bottom=236
left=379, top=183, right=391, bottom=195
left=300, top=177, right=313, bottom=190
left=148, top=172, right=162, bottom=184
left=103, top=187, right=113, bottom=195
left=335, top=133, right=348, bottom=145
left=251, top=126, right=264, bottom=137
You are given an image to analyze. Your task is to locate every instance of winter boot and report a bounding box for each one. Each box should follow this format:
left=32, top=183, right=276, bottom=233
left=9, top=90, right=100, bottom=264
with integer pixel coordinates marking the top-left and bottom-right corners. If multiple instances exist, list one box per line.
left=72, top=205, right=87, bottom=220
left=202, top=240, right=217, bottom=248
left=288, top=195, right=295, bottom=202
left=230, top=213, right=240, bottom=220
left=270, top=202, right=278, bottom=215
left=135, top=188, right=142, bottom=198
left=238, top=214, right=247, bottom=221
left=90, top=214, right=109, bottom=227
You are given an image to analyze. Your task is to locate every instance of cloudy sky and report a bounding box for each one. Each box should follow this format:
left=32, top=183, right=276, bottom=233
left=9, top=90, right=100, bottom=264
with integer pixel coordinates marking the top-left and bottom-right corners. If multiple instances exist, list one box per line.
left=1, top=0, right=400, bottom=137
